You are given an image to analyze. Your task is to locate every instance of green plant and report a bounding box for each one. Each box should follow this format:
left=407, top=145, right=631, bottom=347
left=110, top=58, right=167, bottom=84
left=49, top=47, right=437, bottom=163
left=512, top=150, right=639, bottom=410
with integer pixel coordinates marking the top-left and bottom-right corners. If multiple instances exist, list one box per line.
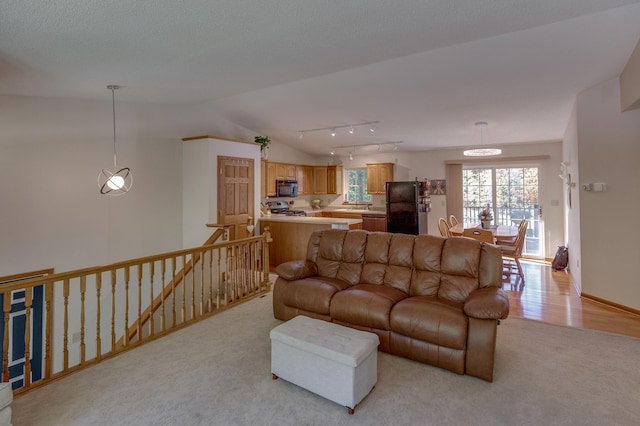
left=255, top=135, right=271, bottom=151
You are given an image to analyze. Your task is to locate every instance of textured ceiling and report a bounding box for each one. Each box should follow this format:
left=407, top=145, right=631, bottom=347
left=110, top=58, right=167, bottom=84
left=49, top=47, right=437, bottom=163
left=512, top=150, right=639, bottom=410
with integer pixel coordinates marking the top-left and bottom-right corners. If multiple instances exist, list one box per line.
left=2, top=0, right=640, bottom=154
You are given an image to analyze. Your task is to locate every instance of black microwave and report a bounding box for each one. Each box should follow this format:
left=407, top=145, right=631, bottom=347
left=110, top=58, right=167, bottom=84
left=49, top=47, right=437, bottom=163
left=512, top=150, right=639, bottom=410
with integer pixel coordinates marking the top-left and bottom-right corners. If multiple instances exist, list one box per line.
left=276, top=179, right=298, bottom=197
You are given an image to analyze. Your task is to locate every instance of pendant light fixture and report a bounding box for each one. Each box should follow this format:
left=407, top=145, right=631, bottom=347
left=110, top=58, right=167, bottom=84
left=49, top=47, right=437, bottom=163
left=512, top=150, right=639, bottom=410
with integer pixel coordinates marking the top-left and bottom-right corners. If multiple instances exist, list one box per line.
left=463, top=121, right=502, bottom=157
left=98, top=85, right=133, bottom=195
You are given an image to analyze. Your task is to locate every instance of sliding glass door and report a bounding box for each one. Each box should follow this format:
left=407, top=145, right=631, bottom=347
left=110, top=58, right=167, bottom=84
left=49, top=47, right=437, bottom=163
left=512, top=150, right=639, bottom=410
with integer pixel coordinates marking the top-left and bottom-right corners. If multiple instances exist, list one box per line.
left=463, top=167, right=541, bottom=257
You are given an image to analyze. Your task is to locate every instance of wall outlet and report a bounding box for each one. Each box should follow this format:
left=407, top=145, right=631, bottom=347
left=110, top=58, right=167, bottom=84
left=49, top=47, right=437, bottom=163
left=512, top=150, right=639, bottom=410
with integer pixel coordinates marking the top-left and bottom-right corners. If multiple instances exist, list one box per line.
left=71, top=332, right=81, bottom=343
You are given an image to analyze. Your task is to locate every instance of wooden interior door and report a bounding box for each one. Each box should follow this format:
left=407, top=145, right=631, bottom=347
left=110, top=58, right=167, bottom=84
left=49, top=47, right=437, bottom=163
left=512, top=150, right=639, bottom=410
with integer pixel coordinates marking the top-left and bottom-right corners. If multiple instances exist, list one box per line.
left=218, top=156, right=254, bottom=240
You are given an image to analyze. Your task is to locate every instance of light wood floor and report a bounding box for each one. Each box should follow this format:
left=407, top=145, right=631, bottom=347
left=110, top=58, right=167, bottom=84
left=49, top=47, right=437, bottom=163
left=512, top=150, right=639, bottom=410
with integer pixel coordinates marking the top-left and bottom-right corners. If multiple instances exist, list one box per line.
left=504, top=259, right=640, bottom=338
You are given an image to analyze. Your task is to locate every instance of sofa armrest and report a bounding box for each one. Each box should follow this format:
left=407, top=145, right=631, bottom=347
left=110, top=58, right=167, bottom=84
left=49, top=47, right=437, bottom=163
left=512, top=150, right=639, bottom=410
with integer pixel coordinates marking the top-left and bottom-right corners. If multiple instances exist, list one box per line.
left=275, top=260, right=318, bottom=281
left=464, top=287, right=510, bottom=320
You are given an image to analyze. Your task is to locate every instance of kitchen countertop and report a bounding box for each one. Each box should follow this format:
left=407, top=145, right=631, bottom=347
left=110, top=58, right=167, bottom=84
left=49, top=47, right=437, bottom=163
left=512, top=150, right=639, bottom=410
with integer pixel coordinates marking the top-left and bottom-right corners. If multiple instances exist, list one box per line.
left=305, top=208, right=386, bottom=216
left=260, top=215, right=362, bottom=225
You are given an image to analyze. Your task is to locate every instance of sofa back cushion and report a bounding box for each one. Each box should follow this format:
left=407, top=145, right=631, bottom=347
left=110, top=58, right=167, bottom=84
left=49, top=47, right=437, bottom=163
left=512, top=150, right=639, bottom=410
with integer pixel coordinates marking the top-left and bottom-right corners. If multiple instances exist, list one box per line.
left=313, top=229, right=367, bottom=286
left=437, top=237, right=484, bottom=303
left=360, top=232, right=392, bottom=285
left=383, top=234, right=415, bottom=294
left=410, top=235, right=445, bottom=297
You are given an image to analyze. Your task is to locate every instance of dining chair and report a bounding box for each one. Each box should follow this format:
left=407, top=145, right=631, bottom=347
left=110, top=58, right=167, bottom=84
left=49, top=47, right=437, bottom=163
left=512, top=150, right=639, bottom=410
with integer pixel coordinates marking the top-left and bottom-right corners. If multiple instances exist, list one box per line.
left=462, top=228, right=494, bottom=244
left=448, top=214, right=459, bottom=227
left=495, top=219, right=526, bottom=245
left=499, top=220, right=528, bottom=280
left=438, top=218, right=452, bottom=237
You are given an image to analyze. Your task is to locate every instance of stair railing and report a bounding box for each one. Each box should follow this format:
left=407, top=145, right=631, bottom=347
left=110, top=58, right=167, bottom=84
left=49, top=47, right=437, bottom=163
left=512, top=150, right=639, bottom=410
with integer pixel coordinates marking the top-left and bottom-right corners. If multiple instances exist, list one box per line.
left=0, top=228, right=271, bottom=396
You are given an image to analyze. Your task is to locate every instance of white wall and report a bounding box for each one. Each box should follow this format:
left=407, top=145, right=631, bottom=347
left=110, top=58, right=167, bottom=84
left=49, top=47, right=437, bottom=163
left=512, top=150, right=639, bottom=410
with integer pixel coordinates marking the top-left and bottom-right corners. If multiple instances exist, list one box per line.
left=562, top=102, right=582, bottom=293
left=306, top=142, right=564, bottom=258
left=182, top=137, right=261, bottom=248
left=575, top=78, right=640, bottom=309
left=0, top=95, right=183, bottom=275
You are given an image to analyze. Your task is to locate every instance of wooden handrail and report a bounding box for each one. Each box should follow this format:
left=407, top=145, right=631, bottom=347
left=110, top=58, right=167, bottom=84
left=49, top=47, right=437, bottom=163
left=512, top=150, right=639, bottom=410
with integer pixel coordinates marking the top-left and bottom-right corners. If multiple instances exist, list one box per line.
left=0, top=228, right=271, bottom=396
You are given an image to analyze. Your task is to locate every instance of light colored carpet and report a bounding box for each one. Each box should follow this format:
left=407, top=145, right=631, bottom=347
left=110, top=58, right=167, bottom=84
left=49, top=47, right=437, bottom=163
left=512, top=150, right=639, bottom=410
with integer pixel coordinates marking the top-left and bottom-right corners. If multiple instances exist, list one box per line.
left=12, top=291, right=640, bottom=426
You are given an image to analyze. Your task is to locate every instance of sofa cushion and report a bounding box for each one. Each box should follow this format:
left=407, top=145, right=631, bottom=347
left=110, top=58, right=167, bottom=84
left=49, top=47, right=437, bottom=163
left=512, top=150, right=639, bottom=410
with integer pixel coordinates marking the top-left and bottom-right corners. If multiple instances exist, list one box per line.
left=390, top=296, right=467, bottom=350
left=330, top=284, right=408, bottom=330
left=383, top=234, right=415, bottom=294
left=316, top=230, right=348, bottom=278
left=282, top=277, right=351, bottom=315
left=438, top=237, right=482, bottom=303
left=335, top=230, right=367, bottom=285
left=361, top=232, right=392, bottom=285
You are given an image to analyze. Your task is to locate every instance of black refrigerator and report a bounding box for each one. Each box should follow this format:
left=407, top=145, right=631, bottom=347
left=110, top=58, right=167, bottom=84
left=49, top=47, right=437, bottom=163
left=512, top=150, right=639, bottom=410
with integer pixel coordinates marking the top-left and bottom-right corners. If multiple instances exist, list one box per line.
left=386, top=181, right=430, bottom=235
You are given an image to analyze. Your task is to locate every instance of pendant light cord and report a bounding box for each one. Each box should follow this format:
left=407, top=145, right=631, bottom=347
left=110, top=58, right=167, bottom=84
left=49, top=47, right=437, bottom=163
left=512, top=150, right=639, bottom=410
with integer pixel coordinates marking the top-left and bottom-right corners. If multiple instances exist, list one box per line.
left=108, top=85, right=120, bottom=169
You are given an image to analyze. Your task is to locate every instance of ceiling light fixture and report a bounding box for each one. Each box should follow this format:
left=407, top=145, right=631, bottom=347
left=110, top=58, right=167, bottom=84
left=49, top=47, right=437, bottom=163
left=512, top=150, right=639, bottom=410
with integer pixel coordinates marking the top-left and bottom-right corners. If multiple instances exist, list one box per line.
left=298, top=132, right=303, bottom=139
left=463, top=122, right=502, bottom=157
left=330, top=150, right=335, bottom=156
left=297, top=121, right=380, bottom=138
left=330, top=141, right=403, bottom=155
left=349, top=152, right=353, bottom=161
left=369, top=126, right=375, bottom=133
left=98, top=85, right=132, bottom=195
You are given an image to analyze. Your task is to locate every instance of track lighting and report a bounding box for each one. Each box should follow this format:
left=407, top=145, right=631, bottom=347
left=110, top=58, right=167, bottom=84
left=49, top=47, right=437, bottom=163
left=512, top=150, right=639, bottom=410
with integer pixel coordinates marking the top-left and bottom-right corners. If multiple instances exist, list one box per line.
left=329, top=141, right=403, bottom=157
left=298, top=121, right=380, bottom=138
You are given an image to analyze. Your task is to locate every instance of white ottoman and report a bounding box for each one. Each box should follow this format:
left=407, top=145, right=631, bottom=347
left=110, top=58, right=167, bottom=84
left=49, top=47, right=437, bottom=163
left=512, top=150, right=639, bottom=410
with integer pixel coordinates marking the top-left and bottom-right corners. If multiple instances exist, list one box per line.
left=0, top=382, right=12, bottom=426
left=270, top=315, right=379, bottom=414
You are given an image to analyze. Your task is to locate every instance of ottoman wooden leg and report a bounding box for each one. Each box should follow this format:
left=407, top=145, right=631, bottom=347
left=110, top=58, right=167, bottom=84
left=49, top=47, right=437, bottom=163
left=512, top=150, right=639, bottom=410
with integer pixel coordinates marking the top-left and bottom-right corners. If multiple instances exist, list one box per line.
left=272, top=373, right=278, bottom=380
left=347, top=407, right=354, bottom=415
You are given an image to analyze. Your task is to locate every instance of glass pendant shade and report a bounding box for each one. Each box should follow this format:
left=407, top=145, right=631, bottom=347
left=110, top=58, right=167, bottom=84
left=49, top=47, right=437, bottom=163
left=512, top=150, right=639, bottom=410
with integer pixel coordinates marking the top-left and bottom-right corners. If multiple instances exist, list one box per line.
left=98, top=85, right=132, bottom=195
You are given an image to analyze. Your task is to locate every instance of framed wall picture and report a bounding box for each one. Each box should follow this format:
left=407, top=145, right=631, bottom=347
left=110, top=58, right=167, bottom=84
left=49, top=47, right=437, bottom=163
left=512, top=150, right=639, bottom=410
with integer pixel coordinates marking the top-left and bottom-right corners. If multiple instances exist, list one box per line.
left=429, top=179, right=446, bottom=195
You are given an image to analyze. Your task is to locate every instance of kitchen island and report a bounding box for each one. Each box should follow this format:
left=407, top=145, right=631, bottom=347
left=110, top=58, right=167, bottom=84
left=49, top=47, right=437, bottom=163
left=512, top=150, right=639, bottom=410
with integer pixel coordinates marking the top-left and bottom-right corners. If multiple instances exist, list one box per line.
left=259, top=215, right=362, bottom=268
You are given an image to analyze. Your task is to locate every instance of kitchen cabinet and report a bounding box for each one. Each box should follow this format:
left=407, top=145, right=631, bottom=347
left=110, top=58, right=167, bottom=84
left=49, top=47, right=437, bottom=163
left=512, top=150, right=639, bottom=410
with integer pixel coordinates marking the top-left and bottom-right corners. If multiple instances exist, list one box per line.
left=313, top=166, right=328, bottom=194
left=267, top=162, right=277, bottom=196
left=327, top=165, right=342, bottom=194
left=296, top=165, right=314, bottom=195
left=261, top=160, right=267, bottom=198
left=367, top=163, right=394, bottom=195
left=285, top=164, right=296, bottom=179
left=362, top=214, right=387, bottom=232
left=262, top=162, right=341, bottom=197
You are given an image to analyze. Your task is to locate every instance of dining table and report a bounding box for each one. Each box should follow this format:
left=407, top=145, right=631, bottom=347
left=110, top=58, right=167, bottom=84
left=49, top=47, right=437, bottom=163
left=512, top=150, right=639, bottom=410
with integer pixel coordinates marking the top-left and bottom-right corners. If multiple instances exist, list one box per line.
left=449, top=222, right=518, bottom=241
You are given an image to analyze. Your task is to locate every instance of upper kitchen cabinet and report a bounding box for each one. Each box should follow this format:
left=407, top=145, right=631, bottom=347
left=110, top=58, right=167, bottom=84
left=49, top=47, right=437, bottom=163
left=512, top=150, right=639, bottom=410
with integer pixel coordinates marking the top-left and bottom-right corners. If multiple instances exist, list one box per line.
left=367, top=163, right=394, bottom=194
left=267, top=162, right=277, bottom=196
left=327, top=165, right=343, bottom=194
left=313, top=166, right=328, bottom=194
left=313, top=165, right=343, bottom=195
left=296, top=165, right=314, bottom=195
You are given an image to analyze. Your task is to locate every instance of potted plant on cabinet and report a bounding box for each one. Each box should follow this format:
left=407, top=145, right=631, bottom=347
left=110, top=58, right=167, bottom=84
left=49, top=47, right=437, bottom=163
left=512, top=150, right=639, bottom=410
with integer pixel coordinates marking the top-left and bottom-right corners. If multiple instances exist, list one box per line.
left=255, top=136, right=271, bottom=159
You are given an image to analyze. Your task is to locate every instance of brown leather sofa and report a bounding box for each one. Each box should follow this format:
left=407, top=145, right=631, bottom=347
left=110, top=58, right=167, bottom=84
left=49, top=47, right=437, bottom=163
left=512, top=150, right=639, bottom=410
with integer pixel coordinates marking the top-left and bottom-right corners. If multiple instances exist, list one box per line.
left=273, top=229, right=509, bottom=382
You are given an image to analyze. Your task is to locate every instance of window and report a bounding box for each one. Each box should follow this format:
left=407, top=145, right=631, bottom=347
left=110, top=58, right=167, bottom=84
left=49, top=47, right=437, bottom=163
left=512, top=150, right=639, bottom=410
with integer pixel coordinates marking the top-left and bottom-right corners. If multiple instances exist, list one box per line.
left=345, top=168, right=372, bottom=203
left=463, top=167, right=541, bottom=257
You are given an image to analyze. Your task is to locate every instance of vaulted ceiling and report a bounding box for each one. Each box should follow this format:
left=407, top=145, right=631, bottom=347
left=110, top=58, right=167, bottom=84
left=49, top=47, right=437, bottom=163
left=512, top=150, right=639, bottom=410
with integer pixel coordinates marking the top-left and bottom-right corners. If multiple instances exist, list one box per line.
left=2, top=1, right=640, bottom=155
